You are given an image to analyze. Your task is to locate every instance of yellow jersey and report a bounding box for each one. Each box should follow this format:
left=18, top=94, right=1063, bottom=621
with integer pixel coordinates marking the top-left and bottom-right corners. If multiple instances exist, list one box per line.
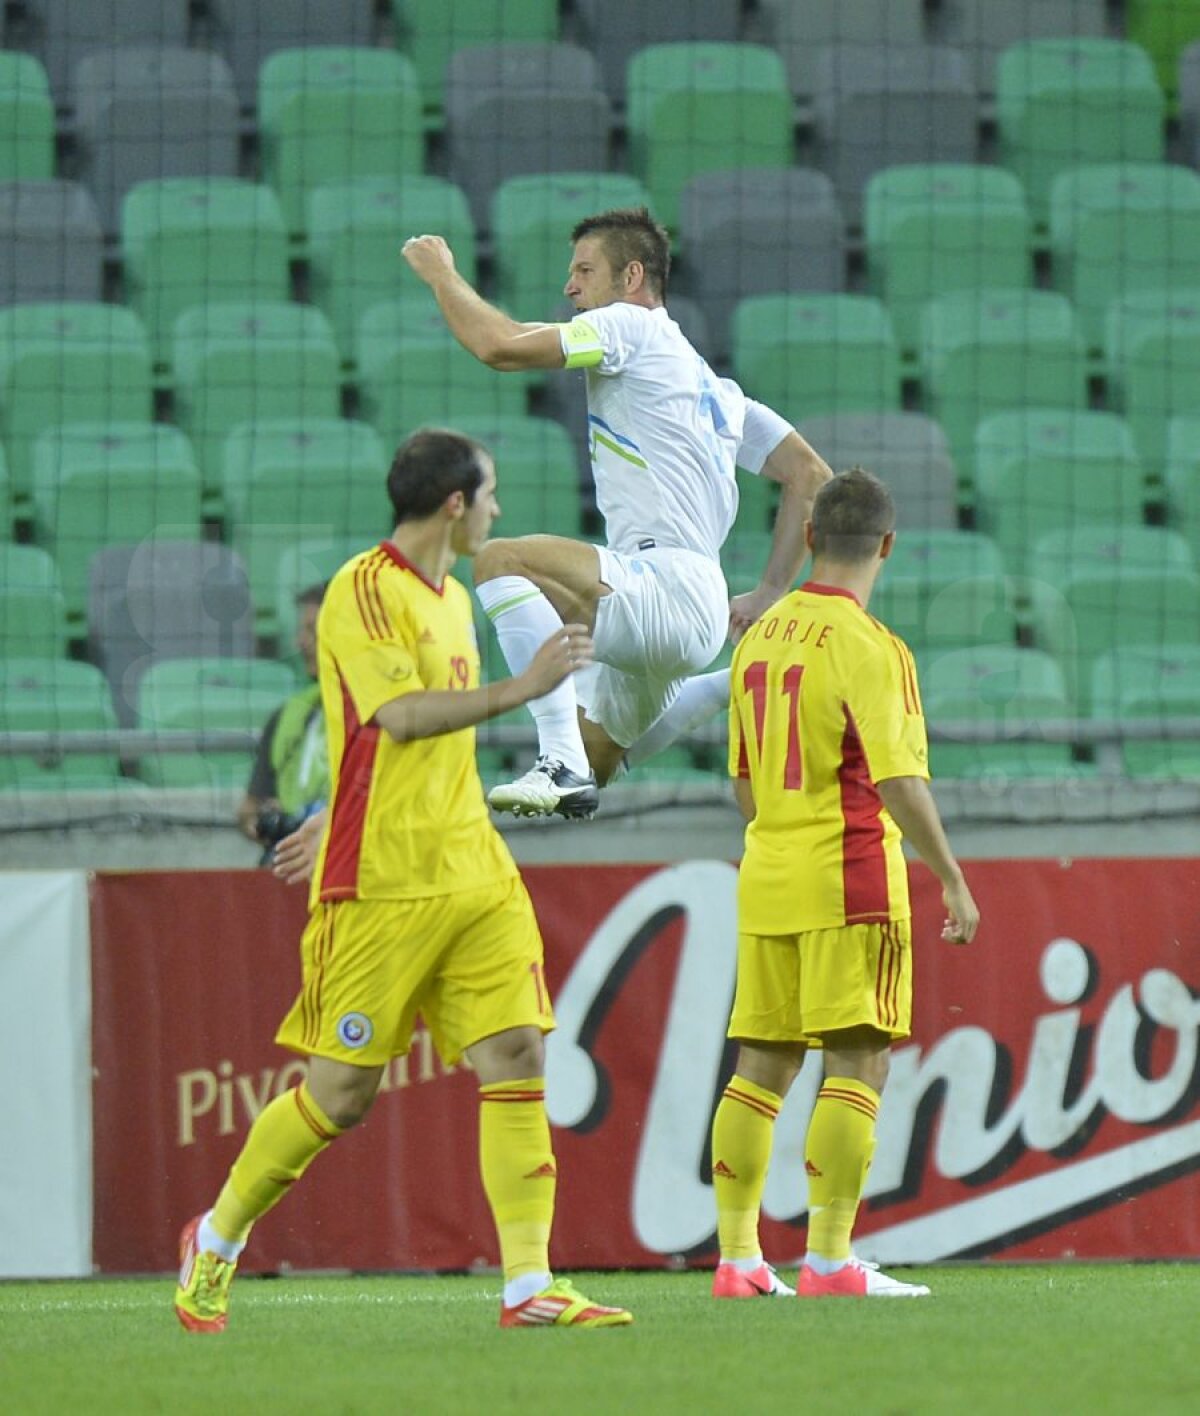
left=311, top=543, right=517, bottom=904
left=728, top=582, right=928, bottom=934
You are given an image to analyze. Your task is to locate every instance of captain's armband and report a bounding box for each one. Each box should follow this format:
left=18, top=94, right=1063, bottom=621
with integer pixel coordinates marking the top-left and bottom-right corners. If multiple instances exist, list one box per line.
left=559, top=318, right=605, bottom=369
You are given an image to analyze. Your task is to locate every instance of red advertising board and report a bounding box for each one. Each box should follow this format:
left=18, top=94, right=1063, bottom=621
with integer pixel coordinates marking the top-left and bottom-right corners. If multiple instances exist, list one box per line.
left=90, top=859, right=1200, bottom=1274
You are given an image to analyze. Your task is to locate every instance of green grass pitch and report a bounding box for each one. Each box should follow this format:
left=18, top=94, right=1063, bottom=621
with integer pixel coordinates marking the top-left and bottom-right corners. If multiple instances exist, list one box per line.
left=2, top=1266, right=1198, bottom=1415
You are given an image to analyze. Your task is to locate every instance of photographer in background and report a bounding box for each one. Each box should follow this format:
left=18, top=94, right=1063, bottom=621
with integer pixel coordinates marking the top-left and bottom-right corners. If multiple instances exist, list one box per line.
left=236, top=583, right=329, bottom=859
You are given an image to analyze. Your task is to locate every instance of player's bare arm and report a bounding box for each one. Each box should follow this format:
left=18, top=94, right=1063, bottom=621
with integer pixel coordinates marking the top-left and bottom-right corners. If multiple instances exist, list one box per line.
left=733, top=776, right=756, bottom=823
left=402, top=234, right=566, bottom=372
left=876, top=775, right=980, bottom=944
left=373, top=624, right=593, bottom=743
left=729, top=430, right=834, bottom=641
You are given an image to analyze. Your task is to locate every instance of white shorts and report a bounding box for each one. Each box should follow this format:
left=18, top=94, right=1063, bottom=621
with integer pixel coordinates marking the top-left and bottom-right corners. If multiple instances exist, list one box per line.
left=575, top=545, right=728, bottom=747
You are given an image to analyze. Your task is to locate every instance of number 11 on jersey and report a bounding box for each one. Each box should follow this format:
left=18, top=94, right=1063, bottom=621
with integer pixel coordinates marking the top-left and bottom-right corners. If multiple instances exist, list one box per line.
left=742, top=660, right=805, bottom=789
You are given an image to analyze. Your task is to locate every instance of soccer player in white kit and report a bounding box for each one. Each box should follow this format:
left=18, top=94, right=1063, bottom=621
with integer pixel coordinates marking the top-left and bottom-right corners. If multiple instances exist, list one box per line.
left=403, top=208, right=831, bottom=819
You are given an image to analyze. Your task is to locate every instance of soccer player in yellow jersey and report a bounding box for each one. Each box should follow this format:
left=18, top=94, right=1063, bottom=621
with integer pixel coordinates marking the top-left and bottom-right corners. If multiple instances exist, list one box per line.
left=710, top=467, right=979, bottom=1300
left=174, top=428, right=631, bottom=1332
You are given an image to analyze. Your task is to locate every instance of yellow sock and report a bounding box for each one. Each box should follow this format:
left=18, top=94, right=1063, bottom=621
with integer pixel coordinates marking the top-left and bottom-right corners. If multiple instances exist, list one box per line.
left=805, top=1077, right=880, bottom=1262
left=478, top=1078, right=556, bottom=1282
left=210, top=1082, right=343, bottom=1245
left=711, top=1075, right=782, bottom=1260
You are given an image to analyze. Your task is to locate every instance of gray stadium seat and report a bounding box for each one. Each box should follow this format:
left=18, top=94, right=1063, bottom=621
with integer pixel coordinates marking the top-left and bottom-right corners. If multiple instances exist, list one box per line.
left=207, top=0, right=375, bottom=104
left=24, top=0, right=188, bottom=99
left=574, top=0, right=741, bottom=98
left=811, top=44, right=979, bottom=219
left=769, top=0, right=924, bottom=97
left=445, top=44, right=611, bottom=225
left=931, top=0, right=1108, bottom=92
left=73, top=46, right=240, bottom=233
left=678, top=168, right=845, bottom=359
left=1177, top=39, right=1200, bottom=167
left=0, top=181, right=103, bottom=304
left=796, top=412, right=960, bottom=529
left=88, top=539, right=255, bottom=725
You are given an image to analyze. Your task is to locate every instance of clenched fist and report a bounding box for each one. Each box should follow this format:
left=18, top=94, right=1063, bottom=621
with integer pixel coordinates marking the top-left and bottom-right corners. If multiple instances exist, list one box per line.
left=402, top=234, right=456, bottom=285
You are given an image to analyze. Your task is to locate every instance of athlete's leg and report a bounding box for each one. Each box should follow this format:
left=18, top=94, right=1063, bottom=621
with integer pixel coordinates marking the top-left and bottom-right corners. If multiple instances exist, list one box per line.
left=175, top=1057, right=383, bottom=1332
left=620, top=667, right=731, bottom=777
left=208, top=1057, right=382, bottom=1250
left=468, top=1026, right=555, bottom=1294
left=474, top=535, right=605, bottom=769
left=798, top=1025, right=926, bottom=1296
left=711, top=1041, right=806, bottom=1282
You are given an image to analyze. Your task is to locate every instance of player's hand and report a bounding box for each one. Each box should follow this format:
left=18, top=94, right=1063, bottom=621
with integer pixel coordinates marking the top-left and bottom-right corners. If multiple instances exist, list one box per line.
left=402, top=234, right=456, bottom=284
left=728, top=586, right=779, bottom=643
left=272, top=809, right=327, bottom=886
left=941, top=876, right=979, bottom=945
left=518, top=624, right=594, bottom=702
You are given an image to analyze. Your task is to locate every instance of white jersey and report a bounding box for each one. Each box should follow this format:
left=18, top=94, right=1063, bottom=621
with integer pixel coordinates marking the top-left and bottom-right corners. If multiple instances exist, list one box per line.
left=559, top=303, right=791, bottom=562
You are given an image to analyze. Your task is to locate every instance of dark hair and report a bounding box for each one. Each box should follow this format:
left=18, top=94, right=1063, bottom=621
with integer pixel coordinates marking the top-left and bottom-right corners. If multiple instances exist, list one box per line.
left=570, top=206, right=671, bottom=298
left=387, top=427, right=488, bottom=524
left=810, top=467, right=895, bottom=563
left=294, top=581, right=326, bottom=609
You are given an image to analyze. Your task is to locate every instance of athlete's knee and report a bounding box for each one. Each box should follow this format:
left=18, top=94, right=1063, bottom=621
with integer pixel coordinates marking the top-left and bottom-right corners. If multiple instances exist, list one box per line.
left=305, top=1064, right=381, bottom=1130
left=468, top=1024, right=546, bottom=1082
left=474, top=537, right=530, bottom=585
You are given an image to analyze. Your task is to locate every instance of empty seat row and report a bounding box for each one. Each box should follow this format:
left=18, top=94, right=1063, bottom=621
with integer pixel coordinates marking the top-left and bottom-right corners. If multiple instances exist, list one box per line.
left=2, top=281, right=1196, bottom=529
left=2, top=33, right=1189, bottom=236
left=11, top=154, right=1200, bottom=379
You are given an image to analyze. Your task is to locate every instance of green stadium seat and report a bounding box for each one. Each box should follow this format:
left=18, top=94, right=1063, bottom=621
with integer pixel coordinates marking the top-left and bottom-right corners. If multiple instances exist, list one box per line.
left=873, top=529, right=1015, bottom=654
left=721, top=527, right=777, bottom=599
left=1092, top=643, right=1200, bottom=776
left=865, top=164, right=1033, bottom=358
left=452, top=414, right=581, bottom=540
left=259, top=48, right=424, bottom=242
left=29, top=422, right=203, bottom=622
left=171, top=302, right=343, bottom=503
left=1106, top=288, right=1200, bottom=470
left=275, top=534, right=375, bottom=653
left=1127, top=0, right=1200, bottom=112
left=920, top=645, right=1079, bottom=778
left=354, top=296, right=529, bottom=448
left=0, top=302, right=154, bottom=511
left=1050, top=163, right=1200, bottom=352
left=973, top=410, right=1146, bottom=578
left=220, top=418, right=390, bottom=631
left=1166, top=412, right=1200, bottom=565
left=626, top=43, right=793, bottom=229
left=136, top=656, right=299, bottom=789
left=121, top=178, right=290, bottom=365
left=0, top=544, right=67, bottom=658
left=1030, top=563, right=1200, bottom=709
left=1030, top=524, right=1193, bottom=590
left=731, top=468, right=779, bottom=536
left=0, top=54, right=55, bottom=181
left=392, top=0, right=559, bottom=115
left=919, top=288, right=1090, bottom=484
left=732, top=294, right=902, bottom=425
left=0, top=658, right=122, bottom=789
left=996, top=38, right=1166, bottom=224
left=490, top=173, right=653, bottom=319
left=307, top=175, right=475, bottom=357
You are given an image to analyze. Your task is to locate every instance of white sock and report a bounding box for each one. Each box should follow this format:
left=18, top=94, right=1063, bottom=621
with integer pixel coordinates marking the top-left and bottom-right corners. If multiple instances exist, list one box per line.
left=504, top=1270, right=553, bottom=1307
left=623, top=668, right=731, bottom=771
left=198, top=1210, right=244, bottom=1263
left=724, top=1254, right=765, bottom=1272
left=804, top=1253, right=847, bottom=1276
left=476, top=576, right=589, bottom=775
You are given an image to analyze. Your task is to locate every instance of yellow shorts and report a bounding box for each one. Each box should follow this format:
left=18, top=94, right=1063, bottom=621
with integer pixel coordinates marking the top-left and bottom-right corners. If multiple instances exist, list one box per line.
left=727, top=920, right=912, bottom=1045
left=275, top=875, right=554, bottom=1068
